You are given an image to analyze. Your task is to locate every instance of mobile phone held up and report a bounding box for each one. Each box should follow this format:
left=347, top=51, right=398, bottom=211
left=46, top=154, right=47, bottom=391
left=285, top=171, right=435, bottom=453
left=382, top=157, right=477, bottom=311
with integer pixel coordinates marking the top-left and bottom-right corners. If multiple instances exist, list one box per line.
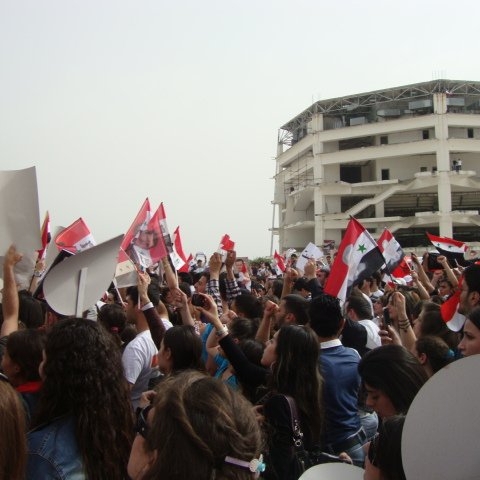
left=383, top=307, right=391, bottom=326
left=191, top=293, right=207, bottom=308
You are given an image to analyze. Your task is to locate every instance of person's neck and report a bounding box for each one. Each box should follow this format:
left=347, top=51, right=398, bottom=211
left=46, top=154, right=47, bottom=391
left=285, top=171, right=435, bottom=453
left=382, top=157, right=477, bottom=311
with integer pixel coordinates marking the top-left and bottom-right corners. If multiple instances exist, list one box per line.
left=135, top=314, right=149, bottom=333
left=317, top=334, right=338, bottom=343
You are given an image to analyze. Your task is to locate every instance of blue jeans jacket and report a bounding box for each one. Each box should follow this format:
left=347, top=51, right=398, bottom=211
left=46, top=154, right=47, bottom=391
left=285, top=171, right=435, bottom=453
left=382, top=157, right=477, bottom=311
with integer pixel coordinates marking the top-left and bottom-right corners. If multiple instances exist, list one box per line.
left=27, top=416, right=86, bottom=480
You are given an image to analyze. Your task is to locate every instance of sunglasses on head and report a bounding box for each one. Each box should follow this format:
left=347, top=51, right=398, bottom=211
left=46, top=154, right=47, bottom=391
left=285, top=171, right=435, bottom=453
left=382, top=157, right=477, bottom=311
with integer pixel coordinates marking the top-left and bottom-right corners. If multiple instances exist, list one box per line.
left=367, top=433, right=379, bottom=467
left=135, top=404, right=153, bottom=439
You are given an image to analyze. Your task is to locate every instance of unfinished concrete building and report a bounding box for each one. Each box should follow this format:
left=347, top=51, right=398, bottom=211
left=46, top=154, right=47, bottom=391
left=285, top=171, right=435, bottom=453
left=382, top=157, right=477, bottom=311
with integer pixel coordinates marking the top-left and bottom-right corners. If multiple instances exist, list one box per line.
left=272, top=79, right=480, bottom=253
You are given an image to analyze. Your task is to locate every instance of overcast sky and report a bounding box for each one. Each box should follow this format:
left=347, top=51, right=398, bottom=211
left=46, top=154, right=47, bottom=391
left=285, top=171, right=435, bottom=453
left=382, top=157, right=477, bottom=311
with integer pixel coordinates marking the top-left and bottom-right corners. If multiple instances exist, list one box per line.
left=1, top=0, right=480, bottom=259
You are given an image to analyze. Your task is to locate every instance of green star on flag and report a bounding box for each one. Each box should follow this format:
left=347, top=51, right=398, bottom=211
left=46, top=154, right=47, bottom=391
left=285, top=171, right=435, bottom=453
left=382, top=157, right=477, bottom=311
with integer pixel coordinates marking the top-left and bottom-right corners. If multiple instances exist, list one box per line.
left=357, top=244, right=367, bottom=253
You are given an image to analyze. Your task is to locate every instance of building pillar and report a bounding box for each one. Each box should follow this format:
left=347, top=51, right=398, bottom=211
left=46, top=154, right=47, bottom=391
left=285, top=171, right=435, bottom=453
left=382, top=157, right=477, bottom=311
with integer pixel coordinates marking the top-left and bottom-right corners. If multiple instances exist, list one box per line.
left=437, top=171, right=453, bottom=237
left=433, top=93, right=453, bottom=236
left=312, top=113, right=325, bottom=246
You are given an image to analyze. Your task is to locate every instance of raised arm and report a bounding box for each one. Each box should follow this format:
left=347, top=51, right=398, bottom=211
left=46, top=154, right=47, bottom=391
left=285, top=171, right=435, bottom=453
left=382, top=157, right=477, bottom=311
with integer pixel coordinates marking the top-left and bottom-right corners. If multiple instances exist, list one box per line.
left=1, top=245, right=22, bottom=337
left=411, top=253, right=434, bottom=294
left=304, top=259, right=323, bottom=298
left=206, top=253, right=223, bottom=316
left=138, top=272, right=166, bottom=349
left=280, top=267, right=298, bottom=299
left=255, top=300, right=278, bottom=344
left=437, top=255, right=459, bottom=289
left=225, top=250, right=241, bottom=301
left=199, top=293, right=268, bottom=388
left=28, top=257, right=45, bottom=294
left=392, top=291, right=417, bottom=352
left=161, top=256, right=178, bottom=290
left=410, top=271, right=430, bottom=300
left=171, top=287, right=195, bottom=327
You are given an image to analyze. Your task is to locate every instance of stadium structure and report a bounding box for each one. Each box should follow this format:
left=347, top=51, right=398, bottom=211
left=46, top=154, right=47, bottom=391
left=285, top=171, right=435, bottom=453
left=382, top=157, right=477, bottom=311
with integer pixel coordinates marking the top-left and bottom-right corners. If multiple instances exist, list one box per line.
left=271, top=79, right=480, bottom=253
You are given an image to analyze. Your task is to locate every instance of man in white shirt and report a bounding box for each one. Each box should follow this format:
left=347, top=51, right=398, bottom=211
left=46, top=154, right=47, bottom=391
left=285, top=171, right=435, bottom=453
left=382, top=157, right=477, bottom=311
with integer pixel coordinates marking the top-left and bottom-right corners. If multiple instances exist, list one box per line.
left=344, top=293, right=382, bottom=351
left=122, top=285, right=159, bottom=410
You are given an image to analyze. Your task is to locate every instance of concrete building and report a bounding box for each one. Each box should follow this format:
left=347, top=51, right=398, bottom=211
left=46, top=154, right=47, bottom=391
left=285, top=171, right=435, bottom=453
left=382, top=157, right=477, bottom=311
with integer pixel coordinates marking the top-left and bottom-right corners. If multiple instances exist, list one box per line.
left=271, top=80, right=480, bottom=253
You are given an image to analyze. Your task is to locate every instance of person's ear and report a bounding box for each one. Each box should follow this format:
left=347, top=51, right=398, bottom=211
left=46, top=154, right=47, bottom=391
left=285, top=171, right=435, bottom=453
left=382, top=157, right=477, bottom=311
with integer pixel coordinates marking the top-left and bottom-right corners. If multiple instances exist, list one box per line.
left=417, top=352, right=427, bottom=365
left=471, top=291, right=480, bottom=307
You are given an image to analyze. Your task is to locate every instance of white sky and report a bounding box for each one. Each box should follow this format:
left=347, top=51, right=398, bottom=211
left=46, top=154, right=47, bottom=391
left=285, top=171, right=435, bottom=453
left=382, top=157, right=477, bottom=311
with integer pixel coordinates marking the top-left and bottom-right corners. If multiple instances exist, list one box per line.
left=1, top=0, right=480, bottom=259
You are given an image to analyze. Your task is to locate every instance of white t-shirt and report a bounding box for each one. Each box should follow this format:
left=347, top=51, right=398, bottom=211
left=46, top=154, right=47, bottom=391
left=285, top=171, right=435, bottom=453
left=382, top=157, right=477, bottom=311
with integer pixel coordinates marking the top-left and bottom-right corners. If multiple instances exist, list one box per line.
left=122, top=329, right=158, bottom=410
left=358, top=319, right=382, bottom=350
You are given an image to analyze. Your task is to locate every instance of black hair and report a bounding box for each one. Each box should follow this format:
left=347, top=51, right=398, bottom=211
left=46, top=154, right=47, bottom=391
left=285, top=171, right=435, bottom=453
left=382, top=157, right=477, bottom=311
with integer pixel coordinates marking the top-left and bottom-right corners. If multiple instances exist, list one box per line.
left=346, top=292, right=372, bottom=320
left=415, top=335, right=454, bottom=374
left=18, top=291, right=44, bottom=329
left=467, top=305, right=480, bottom=330
left=463, top=264, right=480, bottom=295
left=374, top=415, right=406, bottom=480
left=6, top=329, right=46, bottom=382
left=163, top=325, right=205, bottom=373
left=358, top=345, right=428, bottom=415
left=232, top=293, right=263, bottom=319
left=229, top=317, right=260, bottom=342
left=282, top=294, right=310, bottom=325
left=97, top=303, right=127, bottom=347
left=308, top=294, right=343, bottom=337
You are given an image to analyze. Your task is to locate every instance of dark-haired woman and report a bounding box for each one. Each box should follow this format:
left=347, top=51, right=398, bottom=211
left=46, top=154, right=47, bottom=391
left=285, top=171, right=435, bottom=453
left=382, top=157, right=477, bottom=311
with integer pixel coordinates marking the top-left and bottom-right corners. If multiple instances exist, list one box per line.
left=358, top=344, right=428, bottom=419
left=364, top=415, right=406, bottom=480
left=458, top=306, right=480, bottom=356
left=27, top=318, right=134, bottom=480
left=200, top=294, right=323, bottom=480
left=414, top=335, right=455, bottom=377
left=157, top=325, right=205, bottom=375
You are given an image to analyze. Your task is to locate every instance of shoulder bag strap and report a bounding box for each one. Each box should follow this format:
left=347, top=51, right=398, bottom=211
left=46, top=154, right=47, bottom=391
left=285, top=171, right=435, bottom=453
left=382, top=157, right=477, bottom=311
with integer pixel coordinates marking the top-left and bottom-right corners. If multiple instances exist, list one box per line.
left=281, top=395, right=305, bottom=450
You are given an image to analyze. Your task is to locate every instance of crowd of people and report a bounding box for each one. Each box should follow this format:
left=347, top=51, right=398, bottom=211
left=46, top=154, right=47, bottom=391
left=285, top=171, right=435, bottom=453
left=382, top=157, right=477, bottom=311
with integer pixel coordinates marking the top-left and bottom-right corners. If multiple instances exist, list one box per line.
left=0, top=243, right=479, bottom=480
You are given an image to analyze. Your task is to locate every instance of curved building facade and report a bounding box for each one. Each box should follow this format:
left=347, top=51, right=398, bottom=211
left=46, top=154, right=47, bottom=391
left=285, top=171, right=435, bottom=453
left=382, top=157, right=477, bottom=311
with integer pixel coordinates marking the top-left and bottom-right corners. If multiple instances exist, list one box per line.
left=272, top=80, right=480, bottom=252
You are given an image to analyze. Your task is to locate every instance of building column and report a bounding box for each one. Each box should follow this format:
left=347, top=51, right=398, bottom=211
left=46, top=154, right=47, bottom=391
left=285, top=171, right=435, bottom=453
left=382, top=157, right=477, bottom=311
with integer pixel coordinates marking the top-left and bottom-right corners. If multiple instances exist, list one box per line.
left=312, top=114, right=325, bottom=246
left=433, top=93, right=453, bottom=236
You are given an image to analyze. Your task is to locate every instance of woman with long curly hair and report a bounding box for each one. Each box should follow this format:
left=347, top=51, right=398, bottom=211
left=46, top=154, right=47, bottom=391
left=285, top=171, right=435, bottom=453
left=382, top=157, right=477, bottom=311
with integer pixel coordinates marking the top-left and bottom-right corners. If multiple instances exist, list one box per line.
left=128, top=370, right=263, bottom=480
left=27, top=318, right=134, bottom=480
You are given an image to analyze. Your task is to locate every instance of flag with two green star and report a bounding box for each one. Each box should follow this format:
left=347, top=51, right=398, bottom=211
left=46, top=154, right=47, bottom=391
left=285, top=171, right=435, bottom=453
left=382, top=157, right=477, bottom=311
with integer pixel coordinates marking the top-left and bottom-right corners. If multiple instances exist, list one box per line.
left=324, top=217, right=385, bottom=303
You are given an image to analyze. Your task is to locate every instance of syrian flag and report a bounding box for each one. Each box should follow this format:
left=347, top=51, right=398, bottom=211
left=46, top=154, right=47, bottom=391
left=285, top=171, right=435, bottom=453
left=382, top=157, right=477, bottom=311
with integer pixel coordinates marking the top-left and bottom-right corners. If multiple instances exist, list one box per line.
left=156, top=203, right=173, bottom=253
left=274, top=250, right=286, bottom=274
left=179, top=253, right=193, bottom=273
left=55, top=218, right=96, bottom=254
left=171, top=226, right=187, bottom=271
left=122, top=199, right=168, bottom=269
left=440, top=286, right=466, bottom=331
left=219, top=234, right=235, bottom=251
left=155, top=204, right=186, bottom=270
left=378, top=228, right=405, bottom=274
left=324, top=217, right=385, bottom=303
left=426, top=232, right=468, bottom=266
left=37, top=211, right=51, bottom=259
left=121, top=198, right=151, bottom=251
left=218, top=234, right=235, bottom=262
left=114, top=249, right=138, bottom=288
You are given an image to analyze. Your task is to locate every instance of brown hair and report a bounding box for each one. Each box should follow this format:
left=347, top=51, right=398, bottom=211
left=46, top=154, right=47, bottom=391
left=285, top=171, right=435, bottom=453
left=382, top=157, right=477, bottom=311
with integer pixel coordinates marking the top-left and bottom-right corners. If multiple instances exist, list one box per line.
left=0, top=380, right=26, bottom=479
left=143, top=371, right=263, bottom=480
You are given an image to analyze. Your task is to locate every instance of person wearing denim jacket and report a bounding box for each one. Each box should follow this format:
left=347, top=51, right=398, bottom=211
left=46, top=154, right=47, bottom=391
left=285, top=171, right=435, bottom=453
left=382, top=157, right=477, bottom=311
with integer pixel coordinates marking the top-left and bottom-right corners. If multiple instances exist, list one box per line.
left=27, top=416, right=85, bottom=479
